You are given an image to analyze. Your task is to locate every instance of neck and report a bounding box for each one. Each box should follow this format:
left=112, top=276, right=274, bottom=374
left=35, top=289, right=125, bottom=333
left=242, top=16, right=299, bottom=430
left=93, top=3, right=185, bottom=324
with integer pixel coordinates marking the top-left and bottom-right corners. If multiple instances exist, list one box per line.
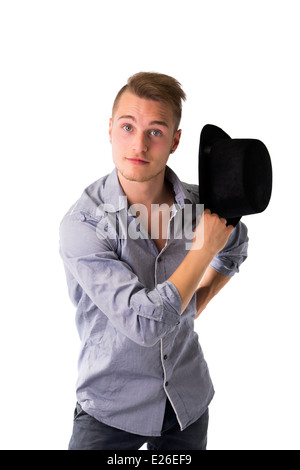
left=117, top=169, right=174, bottom=209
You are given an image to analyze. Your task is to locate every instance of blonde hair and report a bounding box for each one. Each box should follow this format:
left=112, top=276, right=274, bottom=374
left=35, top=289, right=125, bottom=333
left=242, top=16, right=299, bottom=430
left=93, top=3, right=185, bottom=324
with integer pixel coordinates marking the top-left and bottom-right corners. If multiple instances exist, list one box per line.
left=112, top=72, right=186, bottom=131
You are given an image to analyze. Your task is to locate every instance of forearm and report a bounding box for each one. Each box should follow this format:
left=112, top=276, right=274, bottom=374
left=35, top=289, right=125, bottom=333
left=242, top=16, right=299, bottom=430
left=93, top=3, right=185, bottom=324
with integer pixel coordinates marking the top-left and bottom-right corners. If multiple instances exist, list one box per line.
left=195, top=266, right=231, bottom=318
left=168, top=248, right=214, bottom=314
left=168, top=209, right=234, bottom=314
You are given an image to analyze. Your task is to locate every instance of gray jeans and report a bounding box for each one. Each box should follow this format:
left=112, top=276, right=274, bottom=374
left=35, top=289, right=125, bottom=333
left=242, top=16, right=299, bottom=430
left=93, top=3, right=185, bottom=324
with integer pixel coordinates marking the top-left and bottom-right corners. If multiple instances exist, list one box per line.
left=68, top=399, right=209, bottom=450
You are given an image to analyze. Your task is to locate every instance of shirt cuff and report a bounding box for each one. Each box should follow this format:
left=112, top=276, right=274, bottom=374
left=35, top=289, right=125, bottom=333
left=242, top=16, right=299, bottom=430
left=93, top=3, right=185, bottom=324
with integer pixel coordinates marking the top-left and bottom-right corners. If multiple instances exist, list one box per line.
left=131, top=281, right=182, bottom=326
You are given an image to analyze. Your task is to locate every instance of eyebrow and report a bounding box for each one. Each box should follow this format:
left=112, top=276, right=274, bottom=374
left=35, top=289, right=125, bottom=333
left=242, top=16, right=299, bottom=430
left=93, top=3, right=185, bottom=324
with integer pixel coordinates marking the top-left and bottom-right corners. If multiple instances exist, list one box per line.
left=118, top=115, right=169, bottom=128
left=150, top=120, right=169, bottom=128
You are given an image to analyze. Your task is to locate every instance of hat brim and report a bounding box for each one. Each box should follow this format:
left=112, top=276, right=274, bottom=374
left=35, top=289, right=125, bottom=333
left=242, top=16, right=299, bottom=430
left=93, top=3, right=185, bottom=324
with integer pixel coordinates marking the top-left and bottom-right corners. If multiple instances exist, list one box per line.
left=199, top=125, right=241, bottom=226
left=199, top=124, right=231, bottom=204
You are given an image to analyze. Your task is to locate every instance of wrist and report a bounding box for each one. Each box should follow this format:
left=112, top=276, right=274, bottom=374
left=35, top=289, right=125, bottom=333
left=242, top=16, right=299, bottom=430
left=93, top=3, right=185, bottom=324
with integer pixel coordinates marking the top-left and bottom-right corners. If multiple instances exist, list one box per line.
left=188, top=243, right=215, bottom=268
left=191, top=231, right=218, bottom=259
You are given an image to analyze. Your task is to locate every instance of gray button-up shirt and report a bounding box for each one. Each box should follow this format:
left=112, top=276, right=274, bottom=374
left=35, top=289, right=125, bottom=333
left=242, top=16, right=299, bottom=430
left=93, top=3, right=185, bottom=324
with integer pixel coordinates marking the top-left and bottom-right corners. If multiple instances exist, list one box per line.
left=59, top=166, right=248, bottom=436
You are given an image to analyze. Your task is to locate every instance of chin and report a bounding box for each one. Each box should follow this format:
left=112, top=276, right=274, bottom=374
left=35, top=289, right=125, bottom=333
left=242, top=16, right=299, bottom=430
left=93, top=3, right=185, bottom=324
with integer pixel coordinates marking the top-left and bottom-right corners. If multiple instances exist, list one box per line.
left=119, top=169, right=153, bottom=183
left=116, top=160, right=166, bottom=184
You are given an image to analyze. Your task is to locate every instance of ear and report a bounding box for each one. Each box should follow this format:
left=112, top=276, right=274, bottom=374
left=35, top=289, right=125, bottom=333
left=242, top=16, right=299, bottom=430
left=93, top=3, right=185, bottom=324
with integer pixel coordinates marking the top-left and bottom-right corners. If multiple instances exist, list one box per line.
left=109, top=118, right=113, bottom=143
left=171, top=129, right=182, bottom=153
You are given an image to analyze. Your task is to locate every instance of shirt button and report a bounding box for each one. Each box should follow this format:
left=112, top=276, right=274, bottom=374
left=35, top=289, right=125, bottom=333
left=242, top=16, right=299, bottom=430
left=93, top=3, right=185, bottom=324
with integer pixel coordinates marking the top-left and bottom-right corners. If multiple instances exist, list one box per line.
left=164, top=355, right=168, bottom=360
left=158, top=258, right=162, bottom=263
left=165, top=381, right=169, bottom=387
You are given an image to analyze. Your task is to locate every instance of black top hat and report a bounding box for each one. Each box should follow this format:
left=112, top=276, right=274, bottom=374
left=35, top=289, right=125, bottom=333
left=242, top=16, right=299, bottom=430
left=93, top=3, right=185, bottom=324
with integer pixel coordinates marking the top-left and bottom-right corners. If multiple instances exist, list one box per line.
left=198, top=124, right=273, bottom=226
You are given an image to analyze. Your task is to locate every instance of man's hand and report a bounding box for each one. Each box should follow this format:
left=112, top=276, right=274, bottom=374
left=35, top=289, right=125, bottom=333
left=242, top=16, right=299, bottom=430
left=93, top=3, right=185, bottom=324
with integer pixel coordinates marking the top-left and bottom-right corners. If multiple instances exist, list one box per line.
left=192, top=209, right=234, bottom=256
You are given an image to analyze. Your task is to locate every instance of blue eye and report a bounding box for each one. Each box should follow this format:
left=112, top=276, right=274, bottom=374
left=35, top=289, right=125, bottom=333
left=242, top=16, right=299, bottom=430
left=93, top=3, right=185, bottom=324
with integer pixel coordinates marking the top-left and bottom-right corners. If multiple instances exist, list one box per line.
left=151, top=130, right=162, bottom=137
left=123, top=125, right=132, bottom=132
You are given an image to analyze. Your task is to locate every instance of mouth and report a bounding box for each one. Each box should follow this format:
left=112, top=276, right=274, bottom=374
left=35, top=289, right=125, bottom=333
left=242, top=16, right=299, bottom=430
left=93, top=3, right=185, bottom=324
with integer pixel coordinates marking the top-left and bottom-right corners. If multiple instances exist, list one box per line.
left=126, top=157, right=150, bottom=166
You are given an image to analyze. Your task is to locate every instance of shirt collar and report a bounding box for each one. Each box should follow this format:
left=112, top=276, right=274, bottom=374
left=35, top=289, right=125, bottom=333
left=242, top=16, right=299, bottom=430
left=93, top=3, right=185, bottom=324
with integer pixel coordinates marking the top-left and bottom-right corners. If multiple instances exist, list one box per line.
left=102, top=166, right=194, bottom=213
left=102, top=168, right=128, bottom=213
left=165, top=166, right=194, bottom=208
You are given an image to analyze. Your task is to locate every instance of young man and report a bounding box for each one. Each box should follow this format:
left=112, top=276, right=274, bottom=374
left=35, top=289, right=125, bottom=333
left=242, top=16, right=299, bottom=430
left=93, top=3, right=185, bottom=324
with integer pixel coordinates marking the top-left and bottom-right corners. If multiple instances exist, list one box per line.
left=59, top=72, right=248, bottom=450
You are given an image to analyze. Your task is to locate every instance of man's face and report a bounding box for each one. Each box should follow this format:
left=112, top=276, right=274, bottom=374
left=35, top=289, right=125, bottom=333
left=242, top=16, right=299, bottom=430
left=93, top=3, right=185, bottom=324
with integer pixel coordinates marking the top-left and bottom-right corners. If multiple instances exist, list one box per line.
left=109, top=91, right=181, bottom=183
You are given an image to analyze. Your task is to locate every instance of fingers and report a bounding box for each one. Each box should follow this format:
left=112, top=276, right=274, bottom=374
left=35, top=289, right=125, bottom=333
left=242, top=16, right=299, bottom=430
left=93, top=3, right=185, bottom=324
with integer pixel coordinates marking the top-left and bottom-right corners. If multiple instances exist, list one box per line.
left=227, top=224, right=235, bottom=234
left=204, top=208, right=227, bottom=225
left=203, top=209, right=235, bottom=243
left=204, top=209, right=234, bottom=230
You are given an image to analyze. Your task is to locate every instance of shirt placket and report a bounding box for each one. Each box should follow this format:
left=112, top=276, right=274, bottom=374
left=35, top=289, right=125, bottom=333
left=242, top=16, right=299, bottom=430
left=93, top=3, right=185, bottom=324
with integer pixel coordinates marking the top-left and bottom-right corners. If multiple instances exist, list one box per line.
left=154, top=205, right=184, bottom=430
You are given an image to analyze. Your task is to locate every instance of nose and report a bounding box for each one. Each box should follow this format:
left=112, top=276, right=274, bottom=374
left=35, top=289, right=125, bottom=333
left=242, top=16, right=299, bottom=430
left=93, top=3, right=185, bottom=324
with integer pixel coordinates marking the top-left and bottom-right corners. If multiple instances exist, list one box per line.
left=132, top=131, right=148, bottom=153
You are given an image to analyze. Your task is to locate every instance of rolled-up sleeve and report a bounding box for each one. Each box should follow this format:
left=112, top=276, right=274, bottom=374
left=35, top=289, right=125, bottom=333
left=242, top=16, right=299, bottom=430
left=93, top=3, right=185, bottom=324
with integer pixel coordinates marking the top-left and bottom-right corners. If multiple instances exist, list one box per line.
left=210, top=221, right=249, bottom=277
left=59, top=211, right=181, bottom=347
left=132, top=281, right=182, bottom=324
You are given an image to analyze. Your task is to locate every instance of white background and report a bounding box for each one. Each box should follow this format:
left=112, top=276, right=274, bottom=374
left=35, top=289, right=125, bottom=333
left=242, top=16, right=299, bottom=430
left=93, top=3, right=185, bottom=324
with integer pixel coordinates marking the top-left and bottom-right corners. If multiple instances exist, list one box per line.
left=0, top=0, right=299, bottom=450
